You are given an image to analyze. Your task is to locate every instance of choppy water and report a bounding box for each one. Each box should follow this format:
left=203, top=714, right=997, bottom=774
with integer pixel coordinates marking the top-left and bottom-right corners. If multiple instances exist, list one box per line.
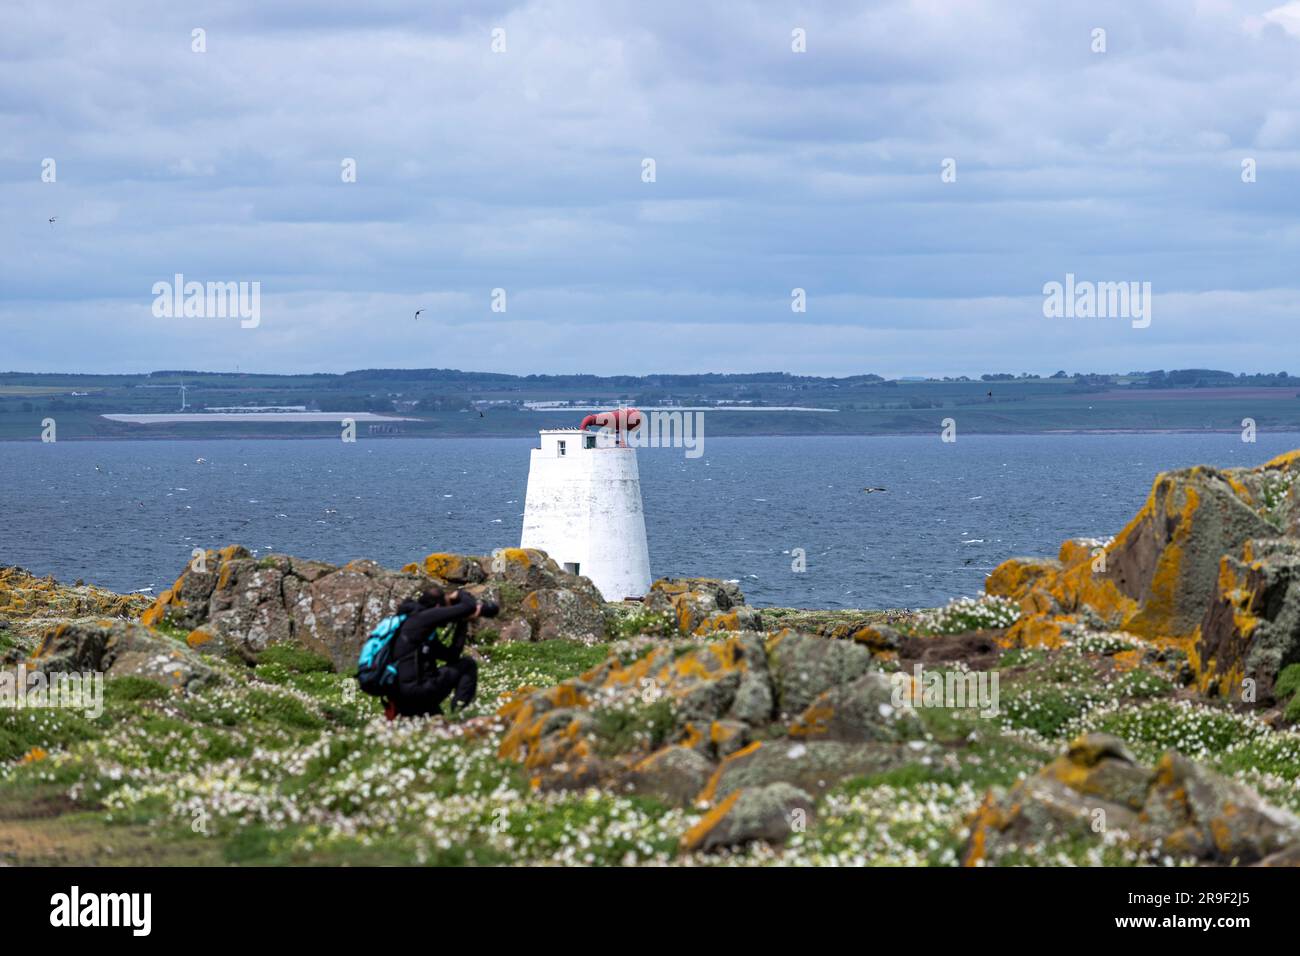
left=2, top=433, right=1297, bottom=609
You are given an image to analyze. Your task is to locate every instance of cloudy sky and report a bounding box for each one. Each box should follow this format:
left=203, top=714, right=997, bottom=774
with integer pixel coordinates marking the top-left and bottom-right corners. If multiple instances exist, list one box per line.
left=4, top=0, right=1300, bottom=377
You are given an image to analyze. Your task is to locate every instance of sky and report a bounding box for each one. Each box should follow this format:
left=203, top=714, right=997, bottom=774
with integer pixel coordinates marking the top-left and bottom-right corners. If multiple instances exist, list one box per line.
left=3, top=0, right=1300, bottom=378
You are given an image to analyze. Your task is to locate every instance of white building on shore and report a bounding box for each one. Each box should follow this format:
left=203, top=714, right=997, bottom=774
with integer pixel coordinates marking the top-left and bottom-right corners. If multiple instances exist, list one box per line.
left=520, top=426, right=651, bottom=600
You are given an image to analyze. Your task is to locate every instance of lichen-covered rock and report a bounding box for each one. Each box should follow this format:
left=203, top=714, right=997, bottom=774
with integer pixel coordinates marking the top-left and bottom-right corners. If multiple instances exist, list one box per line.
left=986, top=451, right=1300, bottom=696
left=137, top=545, right=612, bottom=668
left=141, top=548, right=430, bottom=669
left=27, top=620, right=217, bottom=693
left=495, top=626, right=920, bottom=821
left=692, top=605, right=764, bottom=635
left=497, top=633, right=772, bottom=790
left=964, top=734, right=1149, bottom=866
left=963, top=732, right=1300, bottom=866
left=789, top=671, right=923, bottom=742
left=1194, top=537, right=1300, bottom=701
left=408, top=547, right=607, bottom=644
left=643, top=578, right=761, bottom=636
left=848, top=623, right=902, bottom=657
left=698, top=738, right=919, bottom=802
left=520, top=587, right=604, bottom=642
left=628, top=745, right=716, bottom=804
left=404, top=552, right=488, bottom=585
left=649, top=578, right=745, bottom=611
left=1140, top=751, right=1300, bottom=863
left=680, top=782, right=815, bottom=852
left=1107, top=465, right=1278, bottom=641
left=705, top=718, right=752, bottom=757
left=764, top=629, right=874, bottom=716
left=0, top=566, right=152, bottom=657
left=498, top=619, right=533, bottom=643
left=727, top=665, right=774, bottom=725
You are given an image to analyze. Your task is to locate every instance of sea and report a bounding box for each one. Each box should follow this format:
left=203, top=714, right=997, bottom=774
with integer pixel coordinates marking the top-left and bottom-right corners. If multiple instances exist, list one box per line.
left=2, top=433, right=1297, bottom=610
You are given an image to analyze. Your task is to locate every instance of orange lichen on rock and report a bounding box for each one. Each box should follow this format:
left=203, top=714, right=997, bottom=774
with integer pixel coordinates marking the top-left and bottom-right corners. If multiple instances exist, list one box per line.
left=679, top=790, right=742, bottom=852
left=695, top=741, right=762, bottom=806
left=961, top=792, right=1004, bottom=866
left=496, top=683, right=591, bottom=766
left=497, top=548, right=535, bottom=568
left=984, top=556, right=1063, bottom=615
left=788, top=702, right=833, bottom=739
left=0, top=567, right=152, bottom=626
left=848, top=625, right=898, bottom=659
left=1000, top=614, right=1066, bottom=650
left=1264, top=448, right=1300, bottom=471
left=406, top=553, right=464, bottom=579
left=987, top=539, right=1135, bottom=627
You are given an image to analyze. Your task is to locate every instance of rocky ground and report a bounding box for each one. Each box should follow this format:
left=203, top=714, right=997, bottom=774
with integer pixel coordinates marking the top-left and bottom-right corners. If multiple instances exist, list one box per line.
left=3, top=449, right=1300, bottom=866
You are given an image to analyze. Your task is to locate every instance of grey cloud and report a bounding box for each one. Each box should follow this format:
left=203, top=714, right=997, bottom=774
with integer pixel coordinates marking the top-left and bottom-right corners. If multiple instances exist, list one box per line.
left=3, top=0, right=1300, bottom=375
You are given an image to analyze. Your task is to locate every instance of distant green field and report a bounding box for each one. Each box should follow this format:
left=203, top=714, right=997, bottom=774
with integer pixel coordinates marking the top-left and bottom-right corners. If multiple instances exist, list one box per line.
left=0, top=385, right=100, bottom=397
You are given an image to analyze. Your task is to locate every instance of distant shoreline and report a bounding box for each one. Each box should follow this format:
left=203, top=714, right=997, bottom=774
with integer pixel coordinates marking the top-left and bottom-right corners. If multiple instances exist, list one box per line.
left=7, top=427, right=1300, bottom=443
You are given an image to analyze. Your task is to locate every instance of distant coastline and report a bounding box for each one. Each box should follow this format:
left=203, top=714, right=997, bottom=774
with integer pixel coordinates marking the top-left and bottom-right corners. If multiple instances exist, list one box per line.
left=6, top=426, right=1300, bottom=443
left=3, top=368, right=1297, bottom=442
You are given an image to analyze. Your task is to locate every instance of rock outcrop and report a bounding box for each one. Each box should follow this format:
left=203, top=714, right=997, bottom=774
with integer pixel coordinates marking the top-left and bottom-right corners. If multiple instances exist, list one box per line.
left=1195, top=537, right=1300, bottom=701
left=0, top=566, right=151, bottom=656
left=986, top=450, right=1300, bottom=701
left=497, top=628, right=927, bottom=851
left=138, top=545, right=610, bottom=669
left=964, top=733, right=1300, bottom=866
left=681, top=782, right=815, bottom=853
left=642, top=578, right=763, bottom=636
left=141, top=546, right=431, bottom=669
left=28, top=619, right=217, bottom=693
left=405, top=547, right=607, bottom=643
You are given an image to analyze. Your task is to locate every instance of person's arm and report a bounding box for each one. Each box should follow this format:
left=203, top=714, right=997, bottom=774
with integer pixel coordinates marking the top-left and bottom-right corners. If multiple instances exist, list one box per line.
left=441, top=591, right=479, bottom=661
left=401, top=592, right=479, bottom=645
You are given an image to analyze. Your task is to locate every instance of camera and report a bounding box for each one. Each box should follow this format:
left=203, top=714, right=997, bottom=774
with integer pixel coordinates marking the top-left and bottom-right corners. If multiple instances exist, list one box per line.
left=477, top=600, right=501, bottom=619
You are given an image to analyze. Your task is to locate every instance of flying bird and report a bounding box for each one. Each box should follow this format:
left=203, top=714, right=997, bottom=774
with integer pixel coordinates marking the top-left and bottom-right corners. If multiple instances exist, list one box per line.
left=48, top=217, right=56, bottom=226
left=414, top=309, right=424, bottom=321
left=862, top=487, right=887, bottom=494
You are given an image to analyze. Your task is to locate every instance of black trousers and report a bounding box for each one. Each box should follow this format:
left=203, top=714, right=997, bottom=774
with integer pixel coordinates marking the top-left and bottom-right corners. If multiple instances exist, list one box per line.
left=393, top=656, right=478, bottom=717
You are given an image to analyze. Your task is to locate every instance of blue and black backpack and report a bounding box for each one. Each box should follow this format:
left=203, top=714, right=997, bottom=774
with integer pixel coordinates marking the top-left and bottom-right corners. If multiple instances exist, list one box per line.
left=356, top=613, right=408, bottom=697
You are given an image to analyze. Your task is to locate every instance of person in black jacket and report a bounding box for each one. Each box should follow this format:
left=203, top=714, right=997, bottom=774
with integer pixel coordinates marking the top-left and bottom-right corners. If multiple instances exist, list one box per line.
left=388, top=586, right=486, bottom=718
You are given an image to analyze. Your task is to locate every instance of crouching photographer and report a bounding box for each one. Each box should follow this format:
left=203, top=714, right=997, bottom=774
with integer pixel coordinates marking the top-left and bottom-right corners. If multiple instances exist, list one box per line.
left=387, top=585, right=499, bottom=719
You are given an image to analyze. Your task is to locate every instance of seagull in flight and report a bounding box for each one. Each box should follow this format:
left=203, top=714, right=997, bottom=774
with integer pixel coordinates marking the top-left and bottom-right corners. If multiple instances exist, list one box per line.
left=414, top=309, right=424, bottom=321
left=48, top=217, right=57, bottom=226
left=862, top=487, right=887, bottom=494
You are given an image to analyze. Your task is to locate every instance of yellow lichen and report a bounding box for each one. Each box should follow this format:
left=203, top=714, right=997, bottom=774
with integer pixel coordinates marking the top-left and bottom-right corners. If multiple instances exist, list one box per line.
left=680, top=790, right=741, bottom=852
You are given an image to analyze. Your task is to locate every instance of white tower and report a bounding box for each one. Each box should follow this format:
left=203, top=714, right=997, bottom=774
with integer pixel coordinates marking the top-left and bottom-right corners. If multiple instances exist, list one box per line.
left=520, top=426, right=652, bottom=600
